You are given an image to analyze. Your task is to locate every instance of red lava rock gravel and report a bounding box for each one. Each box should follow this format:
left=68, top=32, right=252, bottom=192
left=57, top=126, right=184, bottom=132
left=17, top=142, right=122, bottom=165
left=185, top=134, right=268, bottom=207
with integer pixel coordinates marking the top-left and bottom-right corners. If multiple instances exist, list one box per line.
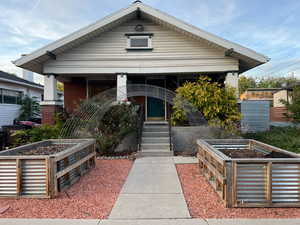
left=0, top=159, right=133, bottom=219
left=176, top=163, right=300, bottom=219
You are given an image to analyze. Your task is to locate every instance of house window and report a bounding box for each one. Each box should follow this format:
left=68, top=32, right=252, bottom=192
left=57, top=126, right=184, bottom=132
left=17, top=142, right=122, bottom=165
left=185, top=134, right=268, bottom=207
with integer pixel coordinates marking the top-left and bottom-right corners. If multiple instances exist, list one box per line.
left=0, top=88, right=22, bottom=104
left=126, top=34, right=153, bottom=50
left=130, top=37, right=149, bottom=48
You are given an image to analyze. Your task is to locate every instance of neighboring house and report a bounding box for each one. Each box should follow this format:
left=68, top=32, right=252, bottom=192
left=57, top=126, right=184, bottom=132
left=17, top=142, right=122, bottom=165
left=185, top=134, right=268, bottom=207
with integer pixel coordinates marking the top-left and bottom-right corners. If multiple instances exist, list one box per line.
left=271, top=82, right=300, bottom=123
left=240, top=88, right=282, bottom=104
left=273, top=89, right=292, bottom=107
left=13, top=1, right=268, bottom=124
left=239, top=86, right=297, bottom=123
left=0, top=70, right=43, bottom=127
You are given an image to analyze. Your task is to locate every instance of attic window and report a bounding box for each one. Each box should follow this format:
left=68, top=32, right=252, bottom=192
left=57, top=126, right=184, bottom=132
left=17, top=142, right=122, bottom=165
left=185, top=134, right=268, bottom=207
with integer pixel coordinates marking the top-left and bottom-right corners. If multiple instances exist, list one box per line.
left=126, top=33, right=153, bottom=50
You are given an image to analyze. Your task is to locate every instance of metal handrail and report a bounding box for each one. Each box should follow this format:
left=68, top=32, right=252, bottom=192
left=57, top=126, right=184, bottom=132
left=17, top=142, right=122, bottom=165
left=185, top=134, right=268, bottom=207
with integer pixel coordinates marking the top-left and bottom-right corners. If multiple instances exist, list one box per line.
left=136, top=105, right=144, bottom=152
left=168, top=119, right=173, bottom=152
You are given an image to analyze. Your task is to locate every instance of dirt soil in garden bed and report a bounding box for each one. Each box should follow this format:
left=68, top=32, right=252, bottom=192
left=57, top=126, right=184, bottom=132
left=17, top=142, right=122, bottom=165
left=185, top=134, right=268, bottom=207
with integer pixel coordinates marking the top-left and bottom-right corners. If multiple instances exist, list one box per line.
left=219, top=149, right=292, bottom=158
left=219, top=149, right=265, bottom=158
left=13, top=144, right=76, bottom=155
left=0, top=159, right=133, bottom=219
left=176, top=164, right=300, bottom=218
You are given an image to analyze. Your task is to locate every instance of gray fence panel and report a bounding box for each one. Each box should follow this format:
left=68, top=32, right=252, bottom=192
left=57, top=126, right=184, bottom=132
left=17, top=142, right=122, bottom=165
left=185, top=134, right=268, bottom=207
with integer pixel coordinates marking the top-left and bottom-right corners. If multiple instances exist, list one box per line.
left=241, top=100, right=270, bottom=133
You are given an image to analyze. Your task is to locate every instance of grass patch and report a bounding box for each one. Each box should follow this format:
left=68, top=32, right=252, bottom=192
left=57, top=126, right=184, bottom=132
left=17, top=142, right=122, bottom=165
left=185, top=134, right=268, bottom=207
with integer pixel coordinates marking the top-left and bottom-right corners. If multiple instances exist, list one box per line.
left=243, top=126, right=300, bottom=153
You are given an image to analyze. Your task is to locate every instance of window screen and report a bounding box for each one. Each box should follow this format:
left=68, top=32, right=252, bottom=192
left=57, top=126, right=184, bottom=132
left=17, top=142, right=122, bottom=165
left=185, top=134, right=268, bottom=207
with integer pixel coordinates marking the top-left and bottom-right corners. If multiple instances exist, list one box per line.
left=130, top=38, right=149, bottom=48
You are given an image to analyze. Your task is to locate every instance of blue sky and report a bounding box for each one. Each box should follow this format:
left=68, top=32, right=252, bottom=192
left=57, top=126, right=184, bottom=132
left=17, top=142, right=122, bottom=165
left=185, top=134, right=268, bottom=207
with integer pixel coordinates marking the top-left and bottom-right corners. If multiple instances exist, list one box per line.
left=0, top=0, right=300, bottom=83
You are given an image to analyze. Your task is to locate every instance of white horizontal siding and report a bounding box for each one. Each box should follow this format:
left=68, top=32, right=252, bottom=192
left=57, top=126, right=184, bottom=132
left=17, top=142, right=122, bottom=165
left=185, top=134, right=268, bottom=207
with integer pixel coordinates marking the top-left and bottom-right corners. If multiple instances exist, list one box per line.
left=28, top=89, right=42, bottom=102
left=0, top=104, right=21, bottom=127
left=0, top=81, right=43, bottom=102
left=43, top=18, right=238, bottom=74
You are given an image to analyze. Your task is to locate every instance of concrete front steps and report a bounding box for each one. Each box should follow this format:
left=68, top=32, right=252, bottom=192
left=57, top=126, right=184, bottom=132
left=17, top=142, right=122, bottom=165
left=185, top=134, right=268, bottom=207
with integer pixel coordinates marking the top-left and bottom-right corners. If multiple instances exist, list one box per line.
left=139, top=121, right=173, bottom=157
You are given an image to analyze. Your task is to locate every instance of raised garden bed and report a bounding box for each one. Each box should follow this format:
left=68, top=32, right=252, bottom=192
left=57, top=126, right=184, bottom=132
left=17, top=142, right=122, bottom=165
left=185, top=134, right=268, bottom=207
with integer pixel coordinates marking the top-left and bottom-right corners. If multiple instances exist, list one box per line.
left=197, top=139, right=300, bottom=208
left=0, top=139, right=96, bottom=198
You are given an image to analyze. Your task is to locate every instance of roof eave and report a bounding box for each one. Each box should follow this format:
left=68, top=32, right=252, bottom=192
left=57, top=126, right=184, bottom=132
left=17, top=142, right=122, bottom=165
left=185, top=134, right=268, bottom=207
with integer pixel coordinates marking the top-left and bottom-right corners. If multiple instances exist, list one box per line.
left=0, top=77, right=44, bottom=90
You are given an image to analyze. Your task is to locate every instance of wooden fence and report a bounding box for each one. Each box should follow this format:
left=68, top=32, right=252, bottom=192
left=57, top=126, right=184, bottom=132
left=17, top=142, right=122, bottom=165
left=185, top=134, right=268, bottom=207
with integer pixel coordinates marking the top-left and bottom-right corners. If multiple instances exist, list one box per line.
left=270, top=107, right=292, bottom=122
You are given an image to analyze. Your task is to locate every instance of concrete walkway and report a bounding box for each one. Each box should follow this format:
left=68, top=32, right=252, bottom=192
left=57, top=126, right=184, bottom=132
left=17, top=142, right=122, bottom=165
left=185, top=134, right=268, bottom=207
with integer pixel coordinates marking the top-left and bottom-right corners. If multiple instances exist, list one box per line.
left=109, top=157, right=191, bottom=219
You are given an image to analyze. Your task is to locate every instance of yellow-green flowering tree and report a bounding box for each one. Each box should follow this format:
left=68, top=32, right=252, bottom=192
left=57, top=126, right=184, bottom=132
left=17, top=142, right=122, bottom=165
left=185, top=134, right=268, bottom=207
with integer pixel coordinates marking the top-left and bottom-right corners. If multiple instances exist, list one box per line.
left=171, top=76, right=241, bottom=126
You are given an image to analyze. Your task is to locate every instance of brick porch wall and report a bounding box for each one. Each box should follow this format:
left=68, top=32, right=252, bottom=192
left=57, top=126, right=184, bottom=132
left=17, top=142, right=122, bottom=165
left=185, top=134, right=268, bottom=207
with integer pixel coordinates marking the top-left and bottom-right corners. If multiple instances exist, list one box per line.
left=41, top=105, right=62, bottom=125
left=64, top=78, right=87, bottom=114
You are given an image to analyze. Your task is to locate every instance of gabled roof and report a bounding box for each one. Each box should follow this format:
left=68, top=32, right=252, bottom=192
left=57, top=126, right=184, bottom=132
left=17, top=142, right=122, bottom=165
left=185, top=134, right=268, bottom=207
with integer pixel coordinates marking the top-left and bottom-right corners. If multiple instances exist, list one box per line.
left=0, top=70, right=43, bottom=90
left=13, top=1, right=269, bottom=74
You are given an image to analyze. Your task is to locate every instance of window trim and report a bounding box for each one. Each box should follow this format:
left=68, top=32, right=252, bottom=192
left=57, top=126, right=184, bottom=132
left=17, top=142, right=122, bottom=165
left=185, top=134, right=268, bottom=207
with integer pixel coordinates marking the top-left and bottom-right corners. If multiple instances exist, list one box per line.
left=126, top=34, right=153, bottom=50
left=0, top=88, right=23, bottom=105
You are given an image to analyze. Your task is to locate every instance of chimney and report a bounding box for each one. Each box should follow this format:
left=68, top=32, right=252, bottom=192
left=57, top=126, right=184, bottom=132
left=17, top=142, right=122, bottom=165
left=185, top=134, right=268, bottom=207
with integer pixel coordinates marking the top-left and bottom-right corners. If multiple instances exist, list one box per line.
left=22, top=69, right=34, bottom=82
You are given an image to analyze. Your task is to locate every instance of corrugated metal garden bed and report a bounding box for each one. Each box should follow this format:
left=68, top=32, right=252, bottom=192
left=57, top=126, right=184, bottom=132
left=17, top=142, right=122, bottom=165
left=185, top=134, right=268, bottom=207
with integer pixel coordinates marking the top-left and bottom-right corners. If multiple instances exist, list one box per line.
left=197, top=139, right=300, bottom=208
left=0, top=139, right=96, bottom=199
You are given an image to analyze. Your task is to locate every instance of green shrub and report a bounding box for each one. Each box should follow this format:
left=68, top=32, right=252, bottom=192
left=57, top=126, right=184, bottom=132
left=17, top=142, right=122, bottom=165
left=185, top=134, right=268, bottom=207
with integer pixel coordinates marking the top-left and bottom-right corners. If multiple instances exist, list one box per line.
left=10, top=124, right=61, bottom=148
left=243, top=126, right=300, bottom=153
left=171, top=76, right=241, bottom=126
left=18, top=95, right=40, bottom=121
left=10, top=114, right=64, bottom=148
left=93, top=103, right=138, bottom=155
left=209, top=119, right=241, bottom=138
left=281, top=86, right=300, bottom=123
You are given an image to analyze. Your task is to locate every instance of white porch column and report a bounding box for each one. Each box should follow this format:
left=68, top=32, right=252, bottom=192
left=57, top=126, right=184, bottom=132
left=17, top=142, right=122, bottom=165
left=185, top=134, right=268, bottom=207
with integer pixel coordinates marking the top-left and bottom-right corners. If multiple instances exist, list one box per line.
left=43, top=75, right=58, bottom=103
left=225, top=72, right=239, bottom=98
left=117, top=74, right=127, bottom=102
left=40, top=75, right=62, bottom=124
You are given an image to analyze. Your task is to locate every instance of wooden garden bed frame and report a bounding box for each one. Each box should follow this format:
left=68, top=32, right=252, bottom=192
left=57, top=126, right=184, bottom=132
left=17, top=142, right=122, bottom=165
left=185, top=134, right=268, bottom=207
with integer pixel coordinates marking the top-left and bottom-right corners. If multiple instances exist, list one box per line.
left=197, top=139, right=300, bottom=208
left=0, top=139, right=96, bottom=198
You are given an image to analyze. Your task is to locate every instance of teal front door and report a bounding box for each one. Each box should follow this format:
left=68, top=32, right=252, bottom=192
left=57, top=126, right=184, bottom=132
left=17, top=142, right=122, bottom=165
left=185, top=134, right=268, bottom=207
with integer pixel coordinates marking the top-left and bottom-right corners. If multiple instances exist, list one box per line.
left=147, top=79, right=165, bottom=120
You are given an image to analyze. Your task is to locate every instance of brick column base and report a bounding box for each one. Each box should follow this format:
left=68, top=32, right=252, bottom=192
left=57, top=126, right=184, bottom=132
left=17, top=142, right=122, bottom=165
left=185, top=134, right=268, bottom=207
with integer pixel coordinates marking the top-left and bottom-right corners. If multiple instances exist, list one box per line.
left=41, top=105, right=62, bottom=125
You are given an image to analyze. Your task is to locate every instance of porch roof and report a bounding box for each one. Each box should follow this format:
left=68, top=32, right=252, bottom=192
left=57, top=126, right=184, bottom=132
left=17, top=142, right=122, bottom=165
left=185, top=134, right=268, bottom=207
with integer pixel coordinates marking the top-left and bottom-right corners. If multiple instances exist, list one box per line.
left=13, top=1, right=269, bottom=74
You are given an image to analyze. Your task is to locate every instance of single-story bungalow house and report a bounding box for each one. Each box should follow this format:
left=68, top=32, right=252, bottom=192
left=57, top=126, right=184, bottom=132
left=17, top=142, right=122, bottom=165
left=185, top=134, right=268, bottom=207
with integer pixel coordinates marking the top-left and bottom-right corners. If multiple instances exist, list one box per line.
left=13, top=1, right=269, bottom=124
left=0, top=70, right=43, bottom=127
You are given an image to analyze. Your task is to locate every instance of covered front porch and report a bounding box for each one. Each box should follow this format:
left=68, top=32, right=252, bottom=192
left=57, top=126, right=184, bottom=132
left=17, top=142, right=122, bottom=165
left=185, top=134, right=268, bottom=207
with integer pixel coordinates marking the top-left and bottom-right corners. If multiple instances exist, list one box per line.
left=42, top=72, right=239, bottom=124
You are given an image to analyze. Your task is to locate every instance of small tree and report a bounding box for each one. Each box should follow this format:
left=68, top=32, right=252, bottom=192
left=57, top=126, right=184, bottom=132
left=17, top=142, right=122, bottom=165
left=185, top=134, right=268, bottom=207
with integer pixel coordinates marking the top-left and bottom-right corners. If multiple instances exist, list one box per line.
left=93, top=104, right=138, bottom=155
left=171, top=76, right=241, bottom=126
left=18, top=95, right=40, bottom=121
left=239, top=75, right=256, bottom=94
left=282, top=86, right=300, bottom=123
left=257, top=77, right=299, bottom=89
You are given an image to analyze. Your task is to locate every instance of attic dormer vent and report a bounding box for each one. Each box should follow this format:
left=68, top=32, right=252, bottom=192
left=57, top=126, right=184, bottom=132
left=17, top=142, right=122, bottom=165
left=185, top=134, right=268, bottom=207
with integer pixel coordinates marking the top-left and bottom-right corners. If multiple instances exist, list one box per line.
left=135, top=24, right=144, bottom=32
left=133, top=0, right=142, bottom=4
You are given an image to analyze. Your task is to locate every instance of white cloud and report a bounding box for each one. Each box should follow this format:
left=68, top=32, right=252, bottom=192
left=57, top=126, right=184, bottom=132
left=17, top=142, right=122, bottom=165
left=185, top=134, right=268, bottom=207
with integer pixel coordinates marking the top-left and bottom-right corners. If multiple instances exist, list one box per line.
left=0, top=0, right=94, bottom=75
left=0, top=55, right=44, bottom=85
left=0, top=57, right=22, bottom=76
left=193, top=0, right=239, bottom=28
left=1, top=9, right=83, bottom=41
left=244, top=58, right=300, bottom=78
